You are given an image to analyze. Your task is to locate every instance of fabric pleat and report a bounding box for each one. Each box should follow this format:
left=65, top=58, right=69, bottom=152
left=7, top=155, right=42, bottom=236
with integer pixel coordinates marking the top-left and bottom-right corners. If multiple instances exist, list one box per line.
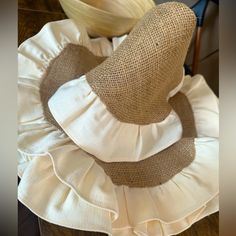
left=18, top=19, right=219, bottom=236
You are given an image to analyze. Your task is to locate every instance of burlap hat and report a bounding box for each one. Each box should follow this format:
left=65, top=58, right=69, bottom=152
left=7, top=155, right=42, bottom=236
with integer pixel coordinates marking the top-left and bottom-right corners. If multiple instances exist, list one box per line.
left=18, top=2, right=219, bottom=236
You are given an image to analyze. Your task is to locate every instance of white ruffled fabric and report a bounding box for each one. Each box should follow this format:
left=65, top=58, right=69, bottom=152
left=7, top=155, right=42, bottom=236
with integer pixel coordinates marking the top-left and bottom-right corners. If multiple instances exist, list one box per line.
left=18, top=19, right=219, bottom=236
left=18, top=19, right=112, bottom=157
left=48, top=75, right=183, bottom=162
left=180, top=75, right=219, bottom=138
left=48, top=72, right=218, bottom=162
left=18, top=137, right=218, bottom=236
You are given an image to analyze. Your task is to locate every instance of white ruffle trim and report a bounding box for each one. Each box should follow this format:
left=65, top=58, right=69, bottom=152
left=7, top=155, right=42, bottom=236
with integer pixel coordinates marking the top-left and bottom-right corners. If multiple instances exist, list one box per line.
left=18, top=137, right=218, bottom=236
left=48, top=74, right=219, bottom=162
left=18, top=19, right=219, bottom=235
left=48, top=75, right=183, bottom=162
left=18, top=19, right=219, bottom=160
left=18, top=19, right=113, bottom=156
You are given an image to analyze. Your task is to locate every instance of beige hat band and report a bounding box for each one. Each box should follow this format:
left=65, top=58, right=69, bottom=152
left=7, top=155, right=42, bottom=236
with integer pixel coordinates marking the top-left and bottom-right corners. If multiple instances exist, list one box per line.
left=86, top=2, right=196, bottom=125
left=40, top=43, right=197, bottom=188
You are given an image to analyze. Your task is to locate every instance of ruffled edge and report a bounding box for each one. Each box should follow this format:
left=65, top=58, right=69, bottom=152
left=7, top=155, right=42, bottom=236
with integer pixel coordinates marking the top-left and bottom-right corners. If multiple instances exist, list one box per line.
left=18, top=136, right=218, bottom=236
left=18, top=19, right=219, bottom=235
left=18, top=154, right=113, bottom=235
left=48, top=72, right=218, bottom=162
left=48, top=75, right=184, bottom=162
left=180, top=74, right=219, bottom=138
left=112, top=194, right=218, bottom=236
left=17, top=18, right=219, bottom=160
left=18, top=19, right=113, bottom=156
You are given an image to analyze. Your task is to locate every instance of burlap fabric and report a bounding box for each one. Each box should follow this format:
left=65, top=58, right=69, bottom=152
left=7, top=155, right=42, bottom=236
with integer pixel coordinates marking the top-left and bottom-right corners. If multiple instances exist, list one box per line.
left=95, top=93, right=197, bottom=187
left=39, top=43, right=197, bottom=188
left=40, top=44, right=106, bottom=129
left=86, top=2, right=196, bottom=125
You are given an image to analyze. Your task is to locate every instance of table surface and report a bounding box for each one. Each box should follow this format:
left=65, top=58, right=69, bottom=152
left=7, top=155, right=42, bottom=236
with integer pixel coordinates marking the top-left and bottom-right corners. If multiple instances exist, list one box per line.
left=18, top=0, right=219, bottom=235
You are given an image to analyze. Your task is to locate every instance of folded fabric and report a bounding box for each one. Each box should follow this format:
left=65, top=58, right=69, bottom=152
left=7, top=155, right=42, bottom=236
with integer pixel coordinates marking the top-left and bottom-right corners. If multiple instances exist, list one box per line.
left=18, top=2, right=219, bottom=236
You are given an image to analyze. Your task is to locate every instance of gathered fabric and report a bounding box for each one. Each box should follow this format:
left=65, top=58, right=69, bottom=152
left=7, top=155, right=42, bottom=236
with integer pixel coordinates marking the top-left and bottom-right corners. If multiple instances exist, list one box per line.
left=18, top=17, right=219, bottom=236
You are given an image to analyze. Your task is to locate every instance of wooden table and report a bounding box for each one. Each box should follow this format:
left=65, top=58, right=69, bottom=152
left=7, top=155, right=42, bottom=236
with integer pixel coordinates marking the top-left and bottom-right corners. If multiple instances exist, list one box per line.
left=18, top=0, right=219, bottom=235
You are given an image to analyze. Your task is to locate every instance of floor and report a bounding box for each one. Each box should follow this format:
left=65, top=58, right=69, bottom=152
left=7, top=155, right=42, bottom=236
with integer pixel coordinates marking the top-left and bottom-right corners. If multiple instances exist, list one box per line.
left=18, top=0, right=219, bottom=235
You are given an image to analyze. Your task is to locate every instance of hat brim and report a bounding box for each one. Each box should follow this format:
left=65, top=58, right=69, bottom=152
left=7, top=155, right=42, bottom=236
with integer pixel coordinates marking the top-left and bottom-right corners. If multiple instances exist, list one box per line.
left=18, top=19, right=219, bottom=236
left=18, top=137, right=218, bottom=236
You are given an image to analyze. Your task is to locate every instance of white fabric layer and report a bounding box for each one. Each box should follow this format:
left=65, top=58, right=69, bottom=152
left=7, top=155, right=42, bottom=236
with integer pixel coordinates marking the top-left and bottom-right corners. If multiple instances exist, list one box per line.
left=18, top=19, right=113, bottom=156
left=48, top=73, right=219, bottom=162
left=180, top=74, right=219, bottom=138
left=18, top=156, right=113, bottom=235
left=18, top=137, right=219, bottom=236
left=18, top=19, right=219, bottom=236
left=48, top=75, right=183, bottom=162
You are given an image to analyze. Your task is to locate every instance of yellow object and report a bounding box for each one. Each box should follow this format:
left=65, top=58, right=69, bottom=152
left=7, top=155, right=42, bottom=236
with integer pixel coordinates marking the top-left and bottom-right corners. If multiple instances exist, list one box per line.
left=59, top=0, right=155, bottom=37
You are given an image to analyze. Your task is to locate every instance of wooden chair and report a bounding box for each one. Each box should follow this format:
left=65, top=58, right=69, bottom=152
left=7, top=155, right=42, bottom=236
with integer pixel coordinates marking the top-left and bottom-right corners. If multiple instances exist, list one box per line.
left=185, top=0, right=219, bottom=76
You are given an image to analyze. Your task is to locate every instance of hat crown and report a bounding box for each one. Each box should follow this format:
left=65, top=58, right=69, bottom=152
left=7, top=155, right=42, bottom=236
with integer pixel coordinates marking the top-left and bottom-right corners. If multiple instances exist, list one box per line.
left=86, top=2, right=196, bottom=125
